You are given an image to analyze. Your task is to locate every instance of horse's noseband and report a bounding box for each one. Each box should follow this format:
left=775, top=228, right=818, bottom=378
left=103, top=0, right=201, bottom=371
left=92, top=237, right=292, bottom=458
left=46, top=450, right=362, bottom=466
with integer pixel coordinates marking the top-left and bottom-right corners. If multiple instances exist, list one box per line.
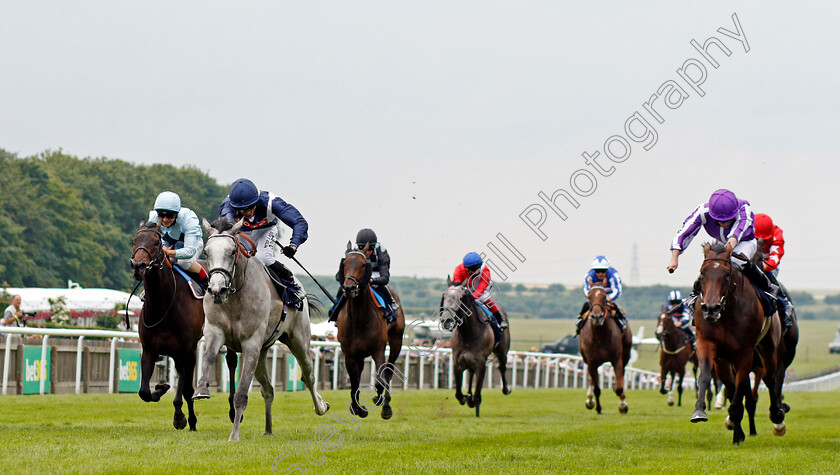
left=206, top=234, right=250, bottom=297
left=131, top=229, right=166, bottom=272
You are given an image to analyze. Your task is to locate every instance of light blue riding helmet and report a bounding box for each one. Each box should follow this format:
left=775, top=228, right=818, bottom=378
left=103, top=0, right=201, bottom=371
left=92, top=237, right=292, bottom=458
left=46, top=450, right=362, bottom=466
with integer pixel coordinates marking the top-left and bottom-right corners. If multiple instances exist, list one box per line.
left=154, top=191, right=182, bottom=213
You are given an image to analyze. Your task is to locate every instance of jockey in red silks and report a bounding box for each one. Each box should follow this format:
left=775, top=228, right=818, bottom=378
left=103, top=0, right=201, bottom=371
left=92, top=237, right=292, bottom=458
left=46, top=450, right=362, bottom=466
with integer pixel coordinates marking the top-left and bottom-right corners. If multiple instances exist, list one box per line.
left=754, top=213, right=785, bottom=276
left=452, top=252, right=508, bottom=338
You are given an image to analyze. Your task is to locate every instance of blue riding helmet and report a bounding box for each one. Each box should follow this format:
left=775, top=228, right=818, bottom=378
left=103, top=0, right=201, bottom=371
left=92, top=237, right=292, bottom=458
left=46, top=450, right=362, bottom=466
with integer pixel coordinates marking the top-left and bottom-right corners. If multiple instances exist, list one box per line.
left=463, top=252, right=483, bottom=268
left=229, top=178, right=260, bottom=209
left=590, top=255, right=610, bottom=270
left=153, top=191, right=181, bottom=213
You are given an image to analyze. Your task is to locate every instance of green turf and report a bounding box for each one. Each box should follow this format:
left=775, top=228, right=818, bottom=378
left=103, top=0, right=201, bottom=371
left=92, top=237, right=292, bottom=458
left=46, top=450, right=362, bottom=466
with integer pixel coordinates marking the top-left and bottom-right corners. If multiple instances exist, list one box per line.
left=1, top=388, right=838, bottom=474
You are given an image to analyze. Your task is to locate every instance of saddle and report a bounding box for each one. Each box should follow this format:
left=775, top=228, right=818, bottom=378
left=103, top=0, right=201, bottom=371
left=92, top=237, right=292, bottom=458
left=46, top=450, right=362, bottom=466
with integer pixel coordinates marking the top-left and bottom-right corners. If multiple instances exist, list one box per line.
left=748, top=280, right=777, bottom=318
left=264, top=265, right=304, bottom=312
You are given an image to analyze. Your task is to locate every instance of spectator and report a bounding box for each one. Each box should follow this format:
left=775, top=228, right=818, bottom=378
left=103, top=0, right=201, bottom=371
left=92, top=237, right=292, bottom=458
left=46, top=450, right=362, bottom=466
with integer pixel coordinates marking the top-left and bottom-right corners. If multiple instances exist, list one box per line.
left=2, top=295, right=23, bottom=326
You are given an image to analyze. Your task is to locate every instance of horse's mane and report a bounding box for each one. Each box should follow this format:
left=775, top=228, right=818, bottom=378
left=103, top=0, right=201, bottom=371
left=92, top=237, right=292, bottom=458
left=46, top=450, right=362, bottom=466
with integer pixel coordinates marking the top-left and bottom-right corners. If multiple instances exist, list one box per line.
left=706, top=241, right=727, bottom=255
left=210, top=216, right=234, bottom=232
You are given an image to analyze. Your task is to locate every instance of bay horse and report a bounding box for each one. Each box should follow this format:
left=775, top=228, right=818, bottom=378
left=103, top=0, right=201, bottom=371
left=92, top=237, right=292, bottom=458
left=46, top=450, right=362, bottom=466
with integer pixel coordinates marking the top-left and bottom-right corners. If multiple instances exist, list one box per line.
left=193, top=218, right=329, bottom=441
left=578, top=285, right=632, bottom=414
left=655, top=309, right=694, bottom=407
left=440, top=278, right=511, bottom=417
left=690, top=242, right=786, bottom=444
left=130, top=221, right=204, bottom=430
left=336, top=242, right=406, bottom=419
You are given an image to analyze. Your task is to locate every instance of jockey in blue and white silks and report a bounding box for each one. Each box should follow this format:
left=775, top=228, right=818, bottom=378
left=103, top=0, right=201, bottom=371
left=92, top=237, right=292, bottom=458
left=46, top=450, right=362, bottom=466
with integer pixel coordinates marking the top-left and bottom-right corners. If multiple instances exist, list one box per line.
left=148, top=191, right=206, bottom=283
left=219, top=178, right=307, bottom=296
left=577, top=255, right=627, bottom=334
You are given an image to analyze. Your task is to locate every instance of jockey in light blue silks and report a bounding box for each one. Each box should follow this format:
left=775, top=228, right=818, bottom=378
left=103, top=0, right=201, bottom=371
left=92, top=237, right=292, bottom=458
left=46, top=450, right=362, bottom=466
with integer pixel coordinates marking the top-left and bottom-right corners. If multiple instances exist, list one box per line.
left=219, top=178, right=307, bottom=300
left=576, top=255, right=627, bottom=334
left=666, top=188, right=790, bottom=323
left=147, top=191, right=208, bottom=286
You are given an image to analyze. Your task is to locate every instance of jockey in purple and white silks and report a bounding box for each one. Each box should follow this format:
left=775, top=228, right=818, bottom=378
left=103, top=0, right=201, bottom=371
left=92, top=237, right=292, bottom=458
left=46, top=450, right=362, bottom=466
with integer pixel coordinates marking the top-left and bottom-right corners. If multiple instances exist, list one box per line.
left=576, top=255, right=627, bottom=334
left=219, top=178, right=308, bottom=297
left=148, top=191, right=208, bottom=285
left=666, top=189, right=787, bottom=322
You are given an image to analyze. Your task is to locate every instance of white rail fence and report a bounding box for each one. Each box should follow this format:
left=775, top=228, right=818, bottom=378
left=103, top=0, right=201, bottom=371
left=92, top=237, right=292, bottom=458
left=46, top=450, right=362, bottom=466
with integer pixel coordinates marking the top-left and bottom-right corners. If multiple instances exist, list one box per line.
left=2, top=327, right=836, bottom=395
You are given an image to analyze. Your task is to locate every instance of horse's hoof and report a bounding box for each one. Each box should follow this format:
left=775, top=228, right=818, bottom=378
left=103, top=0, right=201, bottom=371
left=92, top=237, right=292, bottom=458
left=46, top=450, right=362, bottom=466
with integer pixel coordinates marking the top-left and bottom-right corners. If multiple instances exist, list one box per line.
left=192, top=389, right=210, bottom=400
left=155, top=383, right=171, bottom=393
left=467, top=399, right=476, bottom=408
left=381, top=406, right=393, bottom=420
left=372, top=395, right=383, bottom=406
left=173, top=415, right=187, bottom=430
left=773, top=423, right=787, bottom=436
left=317, top=402, right=330, bottom=415
left=263, top=431, right=272, bottom=436
left=782, top=403, right=791, bottom=413
left=585, top=399, right=595, bottom=410
left=733, top=433, right=745, bottom=445
left=619, top=402, right=628, bottom=414
left=667, top=400, right=674, bottom=407
left=502, top=387, right=511, bottom=396
left=690, top=410, right=708, bottom=423
left=596, top=407, right=602, bottom=415
left=660, top=389, right=667, bottom=395
left=724, top=416, right=734, bottom=430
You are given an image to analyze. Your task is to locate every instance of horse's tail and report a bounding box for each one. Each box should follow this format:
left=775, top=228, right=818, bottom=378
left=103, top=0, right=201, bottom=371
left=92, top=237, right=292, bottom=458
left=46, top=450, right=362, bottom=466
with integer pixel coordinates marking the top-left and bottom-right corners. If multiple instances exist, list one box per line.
left=306, top=294, right=323, bottom=316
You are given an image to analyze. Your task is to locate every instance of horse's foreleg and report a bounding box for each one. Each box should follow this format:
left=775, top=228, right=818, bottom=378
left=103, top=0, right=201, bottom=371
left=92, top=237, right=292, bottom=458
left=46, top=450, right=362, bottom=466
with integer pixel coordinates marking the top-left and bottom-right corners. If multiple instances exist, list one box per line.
left=194, top=329, right=225, bottom=400
left=253, top=349, right=274, bottom=435
left=466, top=371, right=475, bottom=407
left=691, top=346, right=716, bottom=423
left=138, top=349, right=163, bottom=402
left=495, top=348, right=511, bottom=396
left=225, top=350, right=238, bottom=424
left=586, top=364, right=601, bottom=413
left=760, top=346, right=786, bottom=435
left=181, top=350, right=198, bottom=431
left=472, top=365, right=488, bottom=417
left=676, top=370, right=685, bottom=407
left=454, top=364, right=467, bottom=406
left=345, top=356, right=368, bottom=419
left=287, top=330, right=329, bottom=416
left=614, top=362, right=628, bottom=414
left=228, top=341, right=260, bottom=442
left=659, top=365, right=668, bottom=396
left=371, top=350, right=394, bottom=420
left=172, top=355, right=187, bottom=430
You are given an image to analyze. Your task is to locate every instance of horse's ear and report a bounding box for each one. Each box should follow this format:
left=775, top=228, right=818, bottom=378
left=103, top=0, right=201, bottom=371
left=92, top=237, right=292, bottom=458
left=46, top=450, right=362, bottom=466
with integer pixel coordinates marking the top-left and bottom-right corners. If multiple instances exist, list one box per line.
left=230, top=219, right=245, bottom=234
left=202, top=218, right=215, bottom=235
left=702, top=242, right=712, bottom=257
left=363, top=243, right=370, bottom=252
left=346, top=241, right=353, bottom=253
left=139, top=219, right=146, bottom=230
left=447, top=275, right=452, bottom=287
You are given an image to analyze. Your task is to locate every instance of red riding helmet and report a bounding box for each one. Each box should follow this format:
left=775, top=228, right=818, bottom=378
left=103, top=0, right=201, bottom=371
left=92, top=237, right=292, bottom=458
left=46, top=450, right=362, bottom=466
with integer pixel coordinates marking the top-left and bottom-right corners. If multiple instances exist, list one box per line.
left=754, top=213, right=774, bottom=240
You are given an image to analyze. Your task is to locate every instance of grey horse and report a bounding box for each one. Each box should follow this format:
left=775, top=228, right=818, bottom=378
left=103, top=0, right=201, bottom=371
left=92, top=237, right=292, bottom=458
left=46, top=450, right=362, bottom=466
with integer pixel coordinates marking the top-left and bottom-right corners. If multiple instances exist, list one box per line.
left=193, top=217, right=329, bottom=441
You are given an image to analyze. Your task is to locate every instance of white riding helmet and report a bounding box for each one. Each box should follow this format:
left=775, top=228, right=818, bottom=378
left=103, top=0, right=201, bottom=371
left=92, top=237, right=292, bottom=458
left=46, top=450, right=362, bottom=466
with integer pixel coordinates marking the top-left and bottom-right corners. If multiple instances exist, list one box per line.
left=590, top=255, right=610, bottom=270
left=669, top=290, right=682, bottom=303
left=154, top=191, right=182, bottom=213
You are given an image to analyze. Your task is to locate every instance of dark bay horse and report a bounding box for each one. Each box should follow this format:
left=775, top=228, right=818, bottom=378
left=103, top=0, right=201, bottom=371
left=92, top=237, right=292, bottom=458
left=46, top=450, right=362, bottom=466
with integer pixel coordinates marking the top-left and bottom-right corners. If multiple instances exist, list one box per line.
left=130, top=221, right=204, bottom=430
left=578, top=286, right=632, bottom=414
left=655, top=310, right=694, bottom=407
left=441, top=278, right=511, bottom=417
left=690, top=242, right=786, bottom=444
left=336, top=242, right=406, bottom=419
left=195, top=218, right=329, bottom=441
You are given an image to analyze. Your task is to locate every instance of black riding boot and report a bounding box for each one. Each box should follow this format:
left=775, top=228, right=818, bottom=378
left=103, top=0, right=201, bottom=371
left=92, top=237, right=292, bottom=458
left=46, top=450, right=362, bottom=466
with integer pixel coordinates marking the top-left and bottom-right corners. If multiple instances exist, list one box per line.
left=766, top=272, right=794, bottom=331
left=740, top=259, right=779, bottom=295
left=268, top=261, right=300, bottom=290
left=493, top=311, right=508, bottom=330
left=612, top=305, right=627, bottom=332
left=576, top=302, right=590, bottom=335
left=488, top=315, right=503, bottom=343
left=375, top=286, right=398, bottom=324
left=328, top=288, right=345, bottom=323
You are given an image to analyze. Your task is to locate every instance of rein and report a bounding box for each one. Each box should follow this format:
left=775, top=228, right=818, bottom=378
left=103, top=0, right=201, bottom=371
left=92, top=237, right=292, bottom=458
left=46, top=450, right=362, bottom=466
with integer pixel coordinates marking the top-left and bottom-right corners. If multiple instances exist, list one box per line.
left=207, top=233, right=256, bottom=295
left=131, top=229, right=178, bottom=329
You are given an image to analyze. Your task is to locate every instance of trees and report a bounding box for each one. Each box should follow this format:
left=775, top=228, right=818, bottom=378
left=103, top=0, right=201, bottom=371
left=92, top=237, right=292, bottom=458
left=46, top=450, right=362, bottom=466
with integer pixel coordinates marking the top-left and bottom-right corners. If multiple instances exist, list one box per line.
left=0, top=149, right=228, bottom=290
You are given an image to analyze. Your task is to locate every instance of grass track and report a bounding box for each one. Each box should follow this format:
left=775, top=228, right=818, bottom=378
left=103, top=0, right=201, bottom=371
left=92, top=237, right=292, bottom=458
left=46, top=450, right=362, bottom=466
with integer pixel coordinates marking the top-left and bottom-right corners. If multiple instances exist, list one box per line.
left=2, top=388, right=839, bottom=473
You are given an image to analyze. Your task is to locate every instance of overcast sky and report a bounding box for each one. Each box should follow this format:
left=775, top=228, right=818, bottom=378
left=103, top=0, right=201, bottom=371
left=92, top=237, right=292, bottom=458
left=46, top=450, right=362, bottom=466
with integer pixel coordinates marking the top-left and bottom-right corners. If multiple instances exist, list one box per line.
left=1, top=2, right=838, bottom=291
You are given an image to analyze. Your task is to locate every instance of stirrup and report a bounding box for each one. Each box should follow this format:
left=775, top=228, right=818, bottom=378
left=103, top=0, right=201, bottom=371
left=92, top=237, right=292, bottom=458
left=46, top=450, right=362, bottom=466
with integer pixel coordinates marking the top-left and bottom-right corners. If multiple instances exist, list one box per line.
left=499, top=320, right=509, bottom=330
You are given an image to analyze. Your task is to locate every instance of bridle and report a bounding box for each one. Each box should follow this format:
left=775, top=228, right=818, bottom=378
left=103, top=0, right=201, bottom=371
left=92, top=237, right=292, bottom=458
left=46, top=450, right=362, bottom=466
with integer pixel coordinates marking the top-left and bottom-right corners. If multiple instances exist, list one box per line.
left=587, top=286, right=609, bottom=324
left=699, top=256, right=736, bottom=321
left=130, top=228, right=176, bottom=328
left=206, top=233, right=256, bottom=296
left=341, top=251, right=368, bottom=298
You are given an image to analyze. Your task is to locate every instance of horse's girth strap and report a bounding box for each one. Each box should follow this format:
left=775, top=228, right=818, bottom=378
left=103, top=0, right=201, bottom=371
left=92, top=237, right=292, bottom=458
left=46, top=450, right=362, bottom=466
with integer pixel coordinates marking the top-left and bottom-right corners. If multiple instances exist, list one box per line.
left=756, top=313, right=772, bottom=347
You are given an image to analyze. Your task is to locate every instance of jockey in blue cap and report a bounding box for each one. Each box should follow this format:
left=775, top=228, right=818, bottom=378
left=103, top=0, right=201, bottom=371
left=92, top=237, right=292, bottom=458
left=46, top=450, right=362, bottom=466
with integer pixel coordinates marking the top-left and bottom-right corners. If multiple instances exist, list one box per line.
left=219, top=178, right=307, bottom=299
left=576, top=255, right=627, bottom=334
left=667, top=188, right=790, bottom=323
left=148, top=191, right=208, bottom=287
